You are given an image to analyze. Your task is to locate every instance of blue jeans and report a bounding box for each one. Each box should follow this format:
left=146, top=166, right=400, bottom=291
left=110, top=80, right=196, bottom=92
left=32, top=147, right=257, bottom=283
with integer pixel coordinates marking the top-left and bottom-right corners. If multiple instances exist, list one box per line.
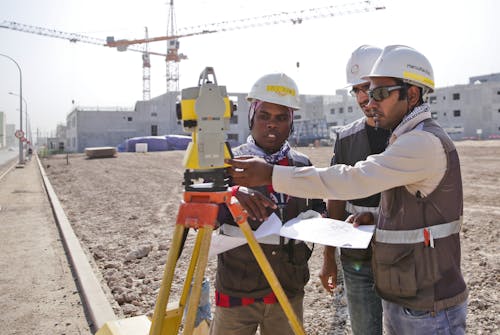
left=341, top=258, right=382, bottom=335
left=383, top=299, right=467, bottom=335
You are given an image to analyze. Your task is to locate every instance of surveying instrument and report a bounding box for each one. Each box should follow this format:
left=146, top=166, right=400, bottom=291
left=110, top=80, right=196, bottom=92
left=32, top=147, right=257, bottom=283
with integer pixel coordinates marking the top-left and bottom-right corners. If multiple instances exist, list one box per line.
left=97, top=67, right=305, bottom=335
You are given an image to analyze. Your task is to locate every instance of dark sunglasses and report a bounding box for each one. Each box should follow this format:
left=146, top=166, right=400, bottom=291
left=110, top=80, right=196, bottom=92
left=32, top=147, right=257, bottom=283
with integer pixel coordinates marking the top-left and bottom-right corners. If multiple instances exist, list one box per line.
left=367, top=85, right=404, bottom=102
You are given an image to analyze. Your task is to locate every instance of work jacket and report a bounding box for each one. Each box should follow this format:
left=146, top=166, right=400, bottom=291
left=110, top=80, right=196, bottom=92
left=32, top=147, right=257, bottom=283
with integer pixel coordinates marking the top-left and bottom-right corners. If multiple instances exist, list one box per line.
left=373, top=118, right=468, bottom=312
left=215, top=146, right=325, bottom=298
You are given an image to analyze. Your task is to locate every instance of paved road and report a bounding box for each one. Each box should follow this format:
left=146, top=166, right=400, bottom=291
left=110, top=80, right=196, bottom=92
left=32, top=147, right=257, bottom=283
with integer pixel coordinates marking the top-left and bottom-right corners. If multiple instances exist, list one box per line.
left=0, top=156, right=91, bottom=334
left=0, top=147, right=19, bottom=166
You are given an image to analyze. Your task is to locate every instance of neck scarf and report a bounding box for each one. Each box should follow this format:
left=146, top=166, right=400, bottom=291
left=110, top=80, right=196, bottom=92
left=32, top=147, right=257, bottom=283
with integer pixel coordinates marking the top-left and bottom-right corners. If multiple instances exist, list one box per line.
left=237, top=135, right=291, bottom=164
left=389, top=103, right=432, bottom=145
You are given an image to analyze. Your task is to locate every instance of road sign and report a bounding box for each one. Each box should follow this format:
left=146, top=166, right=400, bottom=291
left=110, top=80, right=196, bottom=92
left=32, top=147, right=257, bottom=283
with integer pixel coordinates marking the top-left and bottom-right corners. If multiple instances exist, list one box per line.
left=15, top=129, right=24, bottom=139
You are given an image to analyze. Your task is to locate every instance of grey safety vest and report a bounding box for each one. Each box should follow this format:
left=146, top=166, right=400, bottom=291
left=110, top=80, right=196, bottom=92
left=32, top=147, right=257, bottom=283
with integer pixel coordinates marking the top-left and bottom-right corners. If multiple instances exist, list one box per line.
left=372, top=118, right=468, bottom=311
left=215, top=145, right=323, bottom=298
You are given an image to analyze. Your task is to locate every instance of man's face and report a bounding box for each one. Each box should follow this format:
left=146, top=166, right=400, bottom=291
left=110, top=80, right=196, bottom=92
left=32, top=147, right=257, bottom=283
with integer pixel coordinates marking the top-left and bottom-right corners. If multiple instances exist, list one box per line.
left=251, top=101, right=292, bottom=154
left=365, top=77, right=408, bottom=130
left=350, top=82, right=373, bottom=119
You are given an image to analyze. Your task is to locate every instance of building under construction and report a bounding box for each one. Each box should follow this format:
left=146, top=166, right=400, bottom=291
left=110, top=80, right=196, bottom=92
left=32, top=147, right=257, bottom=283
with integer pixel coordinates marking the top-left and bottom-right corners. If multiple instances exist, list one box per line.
left=61, top=72, right=500, bottom=153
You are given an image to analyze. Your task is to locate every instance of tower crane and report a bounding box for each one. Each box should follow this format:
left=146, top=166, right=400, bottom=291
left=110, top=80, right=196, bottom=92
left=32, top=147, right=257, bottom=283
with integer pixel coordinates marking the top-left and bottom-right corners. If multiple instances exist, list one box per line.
left=0, top=20, right=166, bottom=100
left=105, top=0, right=386, bottom=92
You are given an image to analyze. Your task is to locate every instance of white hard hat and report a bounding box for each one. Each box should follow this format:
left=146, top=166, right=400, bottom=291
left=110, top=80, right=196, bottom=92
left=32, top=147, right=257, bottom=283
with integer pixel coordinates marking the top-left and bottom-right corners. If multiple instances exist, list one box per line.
left=246, top=73, right=301, bottom=110
left=364, top=45, right=435, bottom=93
left=345, top=45, right=382, bottom=87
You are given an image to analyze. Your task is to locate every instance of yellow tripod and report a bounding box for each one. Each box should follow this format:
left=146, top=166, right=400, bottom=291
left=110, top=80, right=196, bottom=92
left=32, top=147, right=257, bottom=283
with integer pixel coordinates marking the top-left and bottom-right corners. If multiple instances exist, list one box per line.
left=147, top=187, right=305, bottom=335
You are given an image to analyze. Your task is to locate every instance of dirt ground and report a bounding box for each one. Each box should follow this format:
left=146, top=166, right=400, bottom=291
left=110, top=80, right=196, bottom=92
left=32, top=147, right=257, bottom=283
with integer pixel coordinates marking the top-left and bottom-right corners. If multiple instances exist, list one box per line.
left=43, top=140, right=499, bottom=334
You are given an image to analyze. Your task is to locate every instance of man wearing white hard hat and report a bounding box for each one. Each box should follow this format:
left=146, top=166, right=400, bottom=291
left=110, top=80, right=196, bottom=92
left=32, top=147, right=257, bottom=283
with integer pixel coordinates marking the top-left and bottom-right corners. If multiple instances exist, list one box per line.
left=210, top=73, right=326, bottom=335
left=319, top=45, right=389, bottom=335
left=227, top=45, right=468, bottom=334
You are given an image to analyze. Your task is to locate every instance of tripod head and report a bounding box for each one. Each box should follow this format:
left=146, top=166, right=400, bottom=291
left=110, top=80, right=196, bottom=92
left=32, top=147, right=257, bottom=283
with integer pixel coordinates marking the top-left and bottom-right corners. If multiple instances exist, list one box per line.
left=177, top=67, right=237, bottom=191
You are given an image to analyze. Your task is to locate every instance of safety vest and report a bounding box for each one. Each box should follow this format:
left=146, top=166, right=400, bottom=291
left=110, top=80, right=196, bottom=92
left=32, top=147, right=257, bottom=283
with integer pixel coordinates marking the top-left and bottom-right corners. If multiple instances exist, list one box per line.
left=372, top=119, right=468, bottom=312
left=215, top=145, right=324, bottom=298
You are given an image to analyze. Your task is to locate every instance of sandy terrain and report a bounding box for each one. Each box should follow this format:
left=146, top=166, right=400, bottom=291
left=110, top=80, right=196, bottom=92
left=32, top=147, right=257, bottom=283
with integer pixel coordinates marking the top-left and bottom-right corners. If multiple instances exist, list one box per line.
left=43, top=140, right=499, bottom=334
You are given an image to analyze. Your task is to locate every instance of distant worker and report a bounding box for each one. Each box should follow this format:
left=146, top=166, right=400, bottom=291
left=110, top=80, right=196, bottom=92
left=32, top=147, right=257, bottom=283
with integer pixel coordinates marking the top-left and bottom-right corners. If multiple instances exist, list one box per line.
left=210, top=73, right=326, bottom=335
left=227, top=45, right=468, bottom=335
left=319, top=45, right=389, bottom=335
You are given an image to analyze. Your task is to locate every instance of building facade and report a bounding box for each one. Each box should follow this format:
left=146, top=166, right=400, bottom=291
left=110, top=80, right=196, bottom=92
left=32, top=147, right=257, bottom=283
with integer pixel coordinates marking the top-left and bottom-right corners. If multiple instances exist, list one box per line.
left=63, top=73, right=500, bottom=153
left=0, top=112, right=6, bottom=148
left=428, top=78, right=500, bottom=140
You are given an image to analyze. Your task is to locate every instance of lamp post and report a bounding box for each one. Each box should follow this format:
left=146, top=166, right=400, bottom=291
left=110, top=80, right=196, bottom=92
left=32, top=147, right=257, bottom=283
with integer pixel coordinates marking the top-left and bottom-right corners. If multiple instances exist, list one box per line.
left=8, top=92, right=28, bottom=144
left=0, top=53, right=24, bottom=164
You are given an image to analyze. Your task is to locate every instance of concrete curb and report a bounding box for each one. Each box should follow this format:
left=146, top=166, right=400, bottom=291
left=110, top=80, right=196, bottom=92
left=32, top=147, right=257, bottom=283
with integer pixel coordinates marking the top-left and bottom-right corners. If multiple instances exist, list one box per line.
left=36, top=155, right=117, bottom=332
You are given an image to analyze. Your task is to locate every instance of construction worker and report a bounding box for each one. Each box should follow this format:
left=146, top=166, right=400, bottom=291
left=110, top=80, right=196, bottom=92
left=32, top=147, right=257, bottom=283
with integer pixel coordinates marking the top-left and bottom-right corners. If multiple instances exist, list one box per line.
left=226, top=45, right=468, bottom=335
left=318, top=45, right=389, bottom=335
left=210, top=73, right=326, bottom=335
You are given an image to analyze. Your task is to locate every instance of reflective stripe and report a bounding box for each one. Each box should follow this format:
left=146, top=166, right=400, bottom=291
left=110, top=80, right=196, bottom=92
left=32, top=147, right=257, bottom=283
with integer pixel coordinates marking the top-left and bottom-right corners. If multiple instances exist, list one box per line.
left=219, top=223, right=296, bottom=245
left=375, top=217, right=462, bottom=244
left=345, top=202, right=379, bottom=214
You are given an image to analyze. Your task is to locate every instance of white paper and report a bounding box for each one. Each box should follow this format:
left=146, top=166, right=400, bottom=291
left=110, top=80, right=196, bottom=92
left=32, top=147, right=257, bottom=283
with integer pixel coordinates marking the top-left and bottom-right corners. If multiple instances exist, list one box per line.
left=208, top=213, right=282, bottom=257
left=280, top=217, right=375, bottom=249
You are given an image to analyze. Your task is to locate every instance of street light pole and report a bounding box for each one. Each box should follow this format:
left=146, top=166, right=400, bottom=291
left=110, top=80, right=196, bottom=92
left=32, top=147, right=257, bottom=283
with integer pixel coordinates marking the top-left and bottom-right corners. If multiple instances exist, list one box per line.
left=9, top=92, right=28, bottom=144
left=0, top=53, right=24, bottom=164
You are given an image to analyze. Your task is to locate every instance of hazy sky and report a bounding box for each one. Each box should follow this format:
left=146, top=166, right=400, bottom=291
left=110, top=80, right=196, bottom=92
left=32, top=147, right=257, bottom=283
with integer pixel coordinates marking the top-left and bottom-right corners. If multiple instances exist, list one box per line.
left=1, top=0, right=499, bottom=136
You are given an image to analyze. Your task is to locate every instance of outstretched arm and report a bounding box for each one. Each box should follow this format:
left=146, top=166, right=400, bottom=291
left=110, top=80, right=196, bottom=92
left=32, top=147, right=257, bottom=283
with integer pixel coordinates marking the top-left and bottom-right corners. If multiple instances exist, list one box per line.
left=226, top=157, right=274, bottom=187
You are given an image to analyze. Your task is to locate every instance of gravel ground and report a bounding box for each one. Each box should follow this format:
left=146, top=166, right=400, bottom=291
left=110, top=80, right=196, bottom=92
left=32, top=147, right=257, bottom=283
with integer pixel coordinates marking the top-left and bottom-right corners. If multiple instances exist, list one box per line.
left=43, top=141, right=499, bottom=334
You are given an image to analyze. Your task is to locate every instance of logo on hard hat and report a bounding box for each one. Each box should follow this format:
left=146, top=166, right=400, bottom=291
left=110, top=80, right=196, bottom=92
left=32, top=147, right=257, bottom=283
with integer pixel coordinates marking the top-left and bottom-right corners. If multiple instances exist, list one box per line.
left=407, top=64, right=431, bottom=76
left=266, top=85, right=296, bottom=97
left=350, top=64, right=359, bottom=74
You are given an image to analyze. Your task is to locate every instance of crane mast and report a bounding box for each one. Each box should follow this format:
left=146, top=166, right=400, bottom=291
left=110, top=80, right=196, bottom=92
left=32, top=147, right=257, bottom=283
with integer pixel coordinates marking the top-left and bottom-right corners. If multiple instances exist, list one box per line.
left=166, top=0, right=186, bottom=93
left=142, top=27, right=151, bottom=101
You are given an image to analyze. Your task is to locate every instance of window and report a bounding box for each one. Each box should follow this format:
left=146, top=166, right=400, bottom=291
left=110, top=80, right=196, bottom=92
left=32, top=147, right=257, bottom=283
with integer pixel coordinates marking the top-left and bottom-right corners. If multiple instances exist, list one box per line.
left=330, top=108, right=335, bottom=114
left=431, top=111, right=438, bottom=120
left=127, top=117, right=133, bottom=122
left=429, top=96, right=437, bottom=104
left=151, top=112, right=158, bottom=117
left=453, top=93, right=460, bottom=100
left=294, top=114, right=302, bottom=120
left=347, top=106, right=353, bottom=113
left=453, top=110, right=461, bottom=117
left=444, top=112, right=447, bottom=116
left=339, top=107, right=344, bottom=114
left=230, top=114, right=238, bottom=124
left=497, top=91, right=500, bottom=95
left=227, top=133, right=239, bottom=141
left=151, top=125, right=158, bottom=136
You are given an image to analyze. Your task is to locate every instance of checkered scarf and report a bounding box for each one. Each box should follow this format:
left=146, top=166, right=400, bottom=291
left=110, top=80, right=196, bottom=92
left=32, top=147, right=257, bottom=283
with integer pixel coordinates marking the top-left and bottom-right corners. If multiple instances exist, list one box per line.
left=236, top=135, right=291, bottom=164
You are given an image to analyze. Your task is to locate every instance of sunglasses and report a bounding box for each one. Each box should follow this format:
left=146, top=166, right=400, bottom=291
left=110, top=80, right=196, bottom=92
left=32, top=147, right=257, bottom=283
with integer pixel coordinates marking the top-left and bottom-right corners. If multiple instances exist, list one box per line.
left=367, top=85, right=404, bottom=102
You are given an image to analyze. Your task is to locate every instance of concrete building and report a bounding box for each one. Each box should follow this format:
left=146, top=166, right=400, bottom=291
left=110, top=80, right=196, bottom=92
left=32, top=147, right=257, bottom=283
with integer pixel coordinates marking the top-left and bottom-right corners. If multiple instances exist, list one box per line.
left=6, top=124, right=15, bottom=148
left=63, top=73, right=500, bottom=152
left=428, top=75, right=500, bottom=140
left=0, top=112, right=6, bottom=148
left=326, top=74, right=500, bottom=141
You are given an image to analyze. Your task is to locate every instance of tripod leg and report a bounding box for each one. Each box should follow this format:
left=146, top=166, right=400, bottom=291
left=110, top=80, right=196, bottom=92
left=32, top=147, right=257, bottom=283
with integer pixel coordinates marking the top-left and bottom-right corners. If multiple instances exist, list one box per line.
left=238, top=220, right=306, bottom=335
left=183, top=225, right=213, bottom=335
left=149, top=224, right=186, bottom=335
